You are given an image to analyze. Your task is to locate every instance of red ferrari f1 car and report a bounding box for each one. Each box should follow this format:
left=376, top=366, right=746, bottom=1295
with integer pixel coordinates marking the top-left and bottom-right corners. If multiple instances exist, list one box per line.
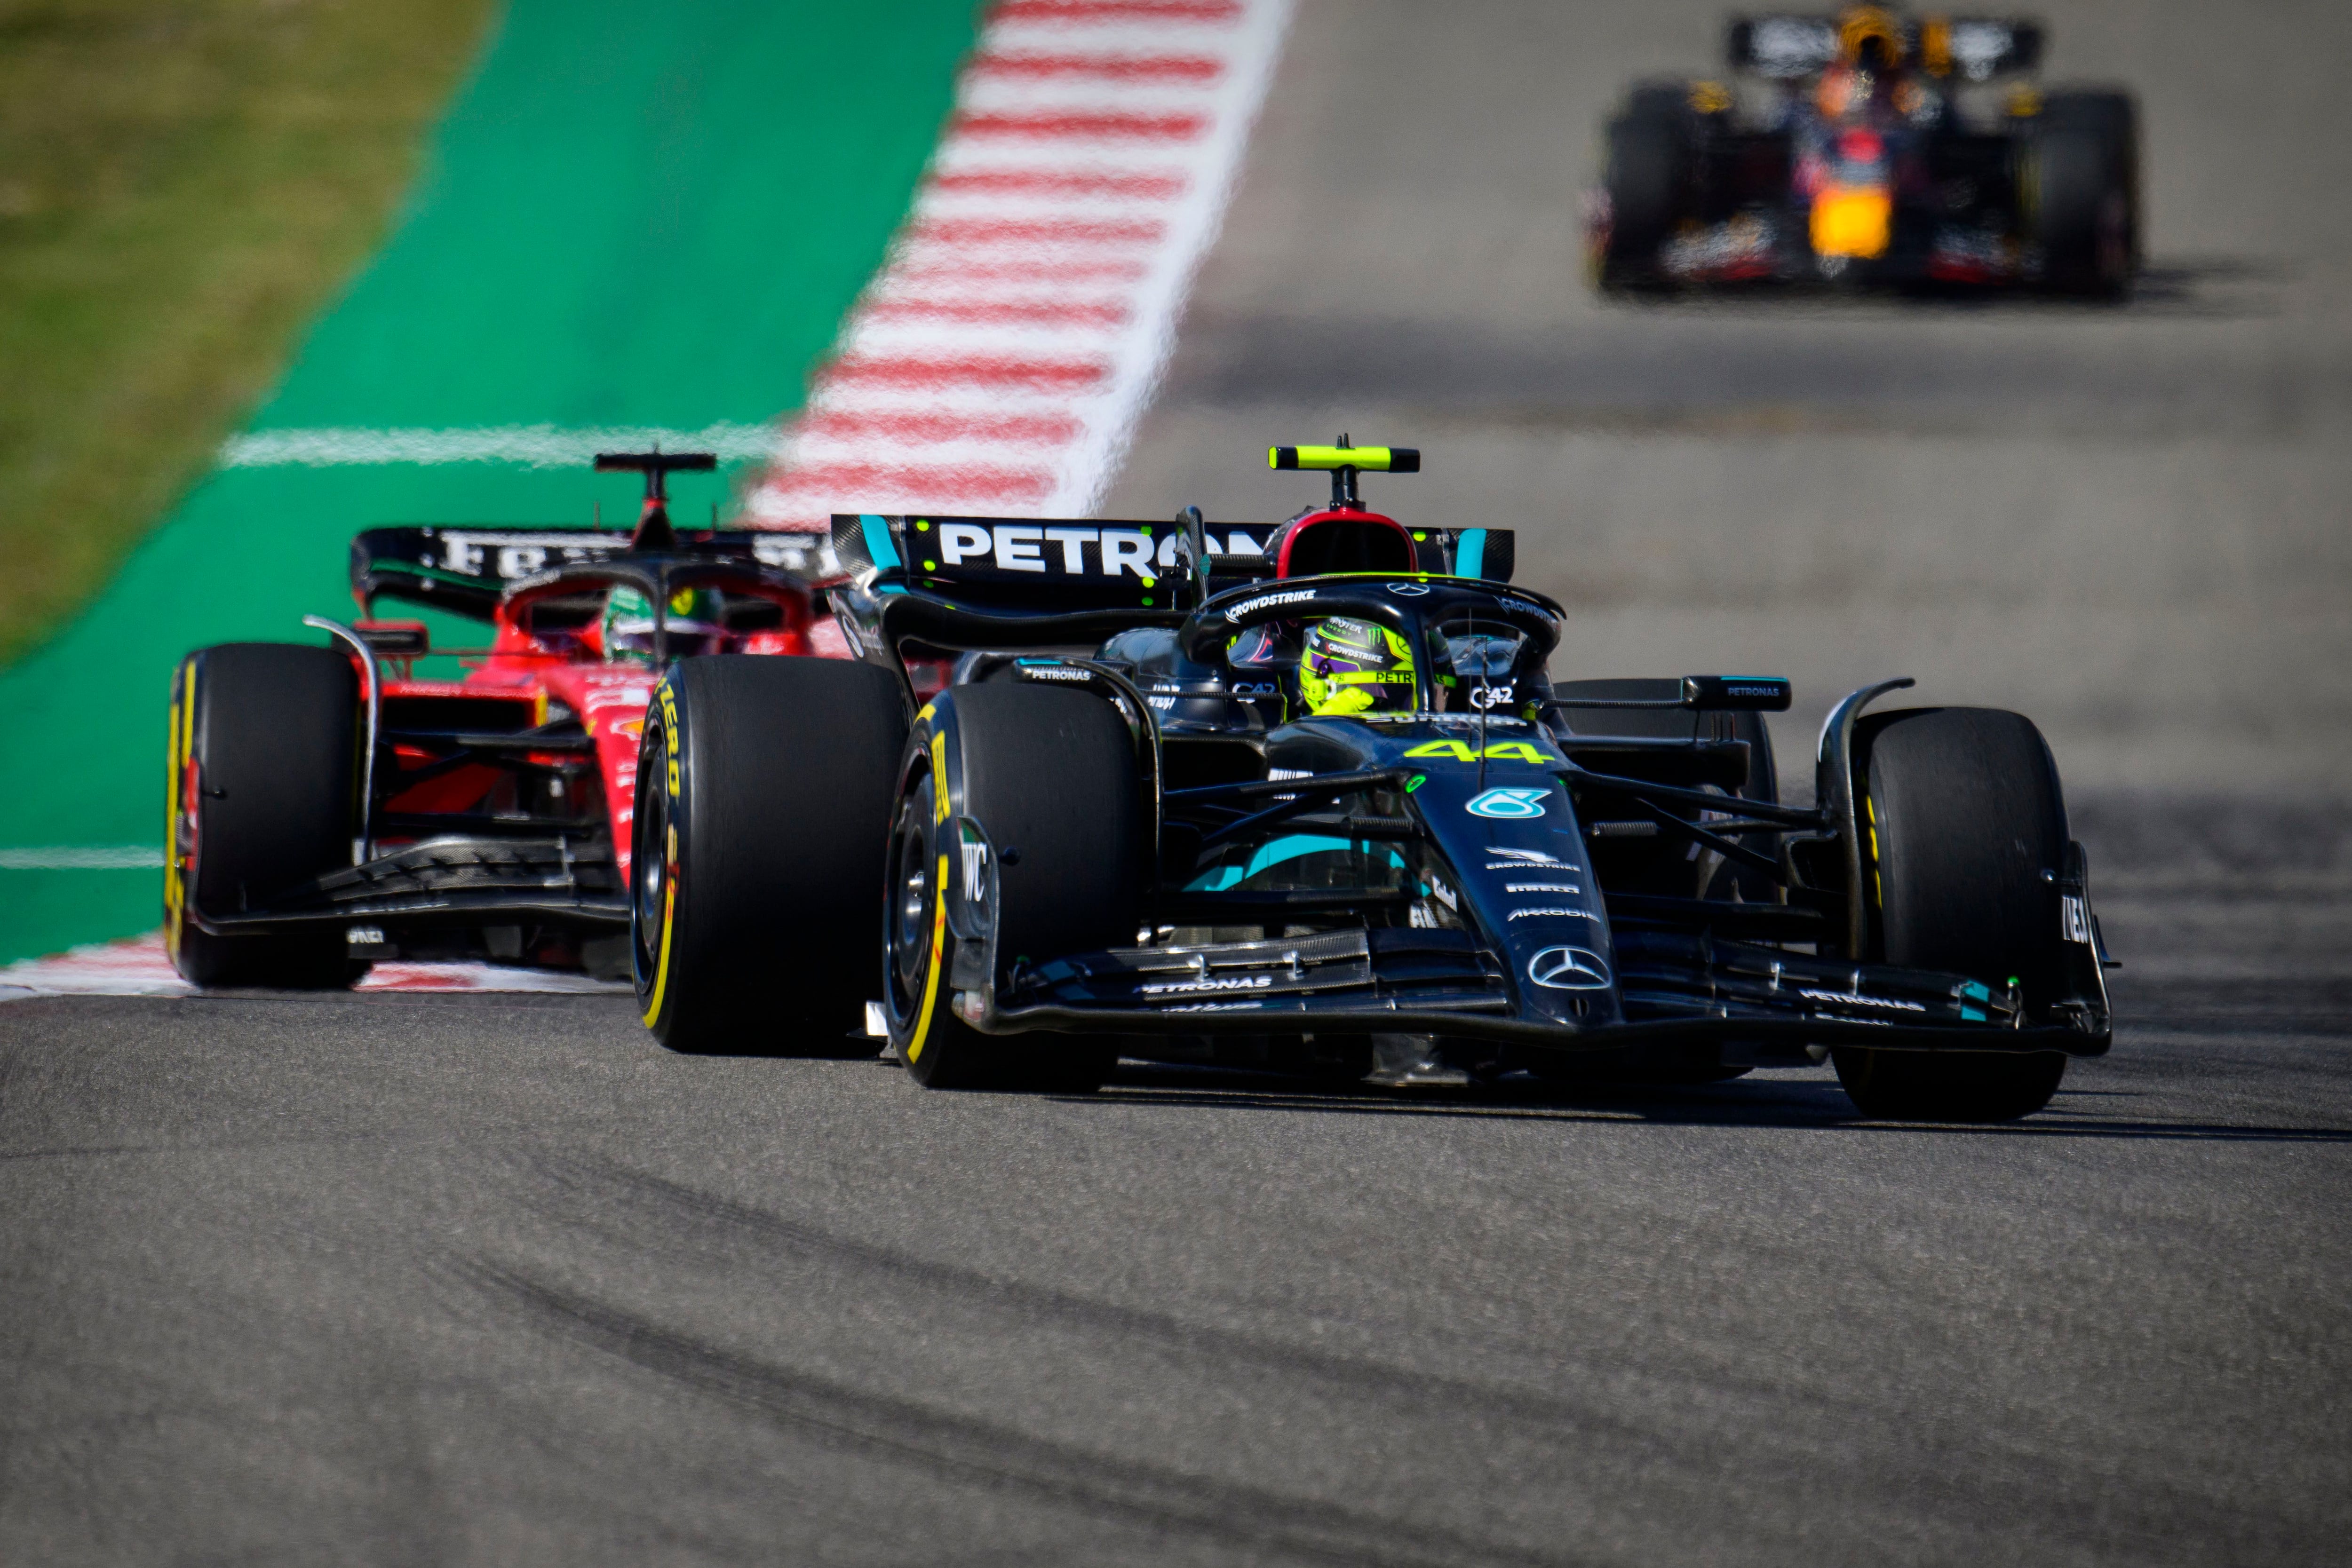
left=164, top=452, right=838, bottom=987
left=1590, top=5, right=2140, bottom=295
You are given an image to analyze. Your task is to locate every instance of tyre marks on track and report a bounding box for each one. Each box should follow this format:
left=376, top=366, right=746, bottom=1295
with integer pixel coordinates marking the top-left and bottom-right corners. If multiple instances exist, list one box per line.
left=744, top=0, right=1292, bottom=530
left=459, top=1147, right=1592, bottom=1568
left=507, top=1149, right=1675, bottom=1443
left=462, top=1258, right=1566, bottom=1568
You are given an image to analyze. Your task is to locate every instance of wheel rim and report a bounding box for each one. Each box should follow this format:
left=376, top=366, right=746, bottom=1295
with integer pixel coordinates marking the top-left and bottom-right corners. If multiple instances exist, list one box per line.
left=885, top=776, right=936, bottom=1025
left=631, top=729, right=673, bottom=989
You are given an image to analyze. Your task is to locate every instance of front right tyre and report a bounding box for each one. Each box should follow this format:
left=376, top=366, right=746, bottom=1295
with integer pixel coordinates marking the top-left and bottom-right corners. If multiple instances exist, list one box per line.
left=165, top=642, right=366, bottom=989
left=1596, top=85, right=1694, bottom=291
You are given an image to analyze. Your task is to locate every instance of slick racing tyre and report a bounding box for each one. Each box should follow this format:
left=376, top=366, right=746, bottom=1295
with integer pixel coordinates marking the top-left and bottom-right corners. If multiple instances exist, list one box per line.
left=634, top=656, right=906, bottom=1055
left=165, top=643, right=366, bottom=989
left=2031, top=91, right=2138, bottom=299
left=1597, top=85, right=1692, bottom=291
left=884, top=682, right=1142, bottom=1093
left=1831, top=707, right=2071, bottom=1121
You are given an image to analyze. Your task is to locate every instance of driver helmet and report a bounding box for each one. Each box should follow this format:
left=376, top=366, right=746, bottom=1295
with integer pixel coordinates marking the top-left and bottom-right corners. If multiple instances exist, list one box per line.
left=601, top=583, right=724, bottom=663
left=1299, top=617, right=1417, bottom=716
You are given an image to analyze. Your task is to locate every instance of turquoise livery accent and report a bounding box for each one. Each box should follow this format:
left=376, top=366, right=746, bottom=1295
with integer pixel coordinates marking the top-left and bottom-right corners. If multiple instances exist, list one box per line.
left=1186, top=834, right=1407, bottom=892
left=861, top=514, right=902, bottom=572
left=1455, top=529, right=1486, bottom=579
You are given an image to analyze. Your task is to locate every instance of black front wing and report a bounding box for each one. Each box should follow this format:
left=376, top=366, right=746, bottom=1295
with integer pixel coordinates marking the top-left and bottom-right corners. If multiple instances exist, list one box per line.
left=977, top=924, right=2107, bottom=1059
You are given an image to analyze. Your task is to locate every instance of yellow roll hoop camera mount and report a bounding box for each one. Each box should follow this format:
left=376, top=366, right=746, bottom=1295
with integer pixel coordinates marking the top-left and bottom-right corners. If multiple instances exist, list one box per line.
left=1269, top=437, right=1420, bottom=507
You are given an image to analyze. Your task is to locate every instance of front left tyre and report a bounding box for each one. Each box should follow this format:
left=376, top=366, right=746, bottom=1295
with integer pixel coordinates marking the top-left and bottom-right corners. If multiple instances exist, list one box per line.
left=165, top=642, right=367, bottom=988
left=1830, top=706, right=2074, bottom=1121
left=632, top=656, right=907, bottom=1054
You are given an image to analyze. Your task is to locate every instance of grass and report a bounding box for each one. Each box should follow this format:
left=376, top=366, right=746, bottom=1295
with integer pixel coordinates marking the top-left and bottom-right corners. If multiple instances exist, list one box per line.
left=0, top=0, right=496, bottom=666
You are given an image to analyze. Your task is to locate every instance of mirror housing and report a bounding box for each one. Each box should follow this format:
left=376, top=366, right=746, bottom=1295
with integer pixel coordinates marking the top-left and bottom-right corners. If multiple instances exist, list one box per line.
left=1683, top=674, right=1792, bottom=711
left=354, top=619, right=430, bottom=657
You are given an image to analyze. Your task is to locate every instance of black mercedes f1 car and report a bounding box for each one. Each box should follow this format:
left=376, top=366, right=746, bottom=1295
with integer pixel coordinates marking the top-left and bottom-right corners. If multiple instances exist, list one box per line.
left=634, top=443, right=2115, bottom=1120
left=1591, top=5, right=2139, bottom=296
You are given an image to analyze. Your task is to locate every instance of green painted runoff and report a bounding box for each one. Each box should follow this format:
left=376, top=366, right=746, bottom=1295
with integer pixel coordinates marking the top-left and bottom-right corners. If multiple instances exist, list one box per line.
left=0, top=0, right=982, bottom=964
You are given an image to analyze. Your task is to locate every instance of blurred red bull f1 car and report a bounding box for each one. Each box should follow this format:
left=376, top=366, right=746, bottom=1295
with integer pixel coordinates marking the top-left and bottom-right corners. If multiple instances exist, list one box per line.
left=164, top=452, right=838, bottom=988
left=1590, top=5, right=2139, bottom=296
left=635, top=442, right=2118, bottom=1119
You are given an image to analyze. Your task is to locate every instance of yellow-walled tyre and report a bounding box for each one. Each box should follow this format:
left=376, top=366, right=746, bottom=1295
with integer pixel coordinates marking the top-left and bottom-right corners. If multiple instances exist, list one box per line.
left=165, top=643, right=366, bottom=989
left=884, top=682, right=1141, bottom=1093
left=632, top=656, right=905, bottom=1054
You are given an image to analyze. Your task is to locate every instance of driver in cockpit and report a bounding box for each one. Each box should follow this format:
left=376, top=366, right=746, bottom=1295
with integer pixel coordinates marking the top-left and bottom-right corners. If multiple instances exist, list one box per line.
left=1297, top=617, right=1420, bottom=717
left=1261, top=615, right=1544, bottom=722
left=598, top=583, right=727, bottom=663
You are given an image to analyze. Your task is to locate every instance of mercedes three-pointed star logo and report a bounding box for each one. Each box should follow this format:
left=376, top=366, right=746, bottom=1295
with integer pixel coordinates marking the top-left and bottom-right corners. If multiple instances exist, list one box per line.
left=1527, top=946, right=1613, bottom=990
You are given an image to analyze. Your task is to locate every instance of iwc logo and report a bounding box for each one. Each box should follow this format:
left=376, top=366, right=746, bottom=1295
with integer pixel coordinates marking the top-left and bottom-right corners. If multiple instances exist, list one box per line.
left=1527, top=946, right=1613, bottom=990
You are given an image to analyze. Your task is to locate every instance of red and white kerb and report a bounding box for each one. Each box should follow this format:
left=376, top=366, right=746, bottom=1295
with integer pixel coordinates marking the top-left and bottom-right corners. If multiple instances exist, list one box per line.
left=0, top=931, right=625, bottom=1000
left=0, top=0, right=1295, bottom=998
left=743, top=0, right=1293, bottom=529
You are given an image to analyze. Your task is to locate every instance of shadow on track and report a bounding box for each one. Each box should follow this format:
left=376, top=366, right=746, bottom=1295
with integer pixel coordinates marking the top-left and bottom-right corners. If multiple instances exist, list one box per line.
left=1076, top=1064, right=2352, bottom=1144
left=1598, top=254, right=2290, bottom=320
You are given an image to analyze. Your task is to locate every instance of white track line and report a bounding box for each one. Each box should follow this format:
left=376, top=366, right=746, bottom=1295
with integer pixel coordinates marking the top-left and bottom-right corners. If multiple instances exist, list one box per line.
left=0, top=847, right=163, bottom=870
left=214, top=1, right=1295, bottom=498
left=746, top=0, right=1293, bottom=527
left=219, top=423, right=782, bottom=468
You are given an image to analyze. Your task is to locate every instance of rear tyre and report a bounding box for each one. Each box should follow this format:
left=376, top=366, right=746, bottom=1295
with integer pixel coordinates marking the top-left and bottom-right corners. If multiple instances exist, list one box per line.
left=1598, top=87, right=1692, bottom=290
left=1830, top=707, right=2071, bottom=1121
left=633, top=657, right=906, bottom=1055
left=2031, top=91, right=2138, bottom=299
left=886, top=683, right=1142, bottom=1093
left=165, top=643, right=366, bottom=989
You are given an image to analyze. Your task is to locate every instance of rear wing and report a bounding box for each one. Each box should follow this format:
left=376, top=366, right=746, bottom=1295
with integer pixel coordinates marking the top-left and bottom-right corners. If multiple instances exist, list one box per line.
left=828, top=513, right=1513, bottom=610
left=1726, top=15, right=2042, bottom=80
left=351, top=525, right=829, bottom=618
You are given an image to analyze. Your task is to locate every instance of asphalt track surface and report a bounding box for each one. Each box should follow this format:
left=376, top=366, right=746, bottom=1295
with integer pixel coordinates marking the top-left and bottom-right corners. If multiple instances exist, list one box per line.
left=8, top=2, right=2352, bottom=1562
